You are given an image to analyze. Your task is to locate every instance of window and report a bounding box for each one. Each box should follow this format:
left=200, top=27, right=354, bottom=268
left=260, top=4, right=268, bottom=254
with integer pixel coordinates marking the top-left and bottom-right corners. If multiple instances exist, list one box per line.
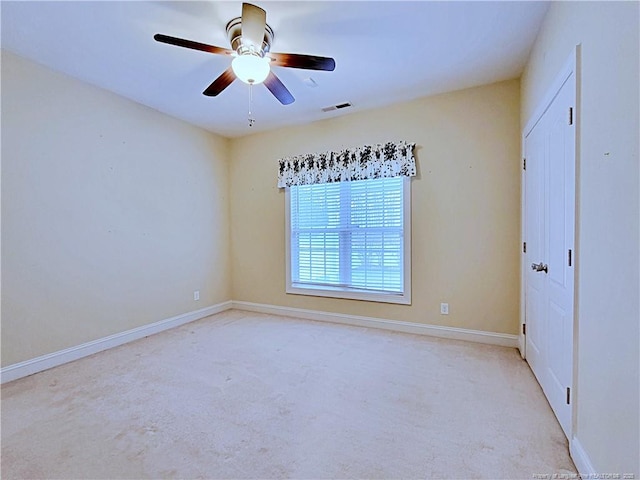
left=286, top=176, right=411, bottom=304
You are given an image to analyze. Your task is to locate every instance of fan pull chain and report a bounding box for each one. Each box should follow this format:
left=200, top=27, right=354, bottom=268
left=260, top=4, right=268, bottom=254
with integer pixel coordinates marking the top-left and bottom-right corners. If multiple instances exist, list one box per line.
left=248, top=83, right=256, bottom=128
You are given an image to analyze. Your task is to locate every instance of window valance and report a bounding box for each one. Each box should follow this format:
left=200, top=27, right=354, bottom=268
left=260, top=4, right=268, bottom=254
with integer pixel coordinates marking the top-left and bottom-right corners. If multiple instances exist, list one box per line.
left=277, top=140, right=416, bottom=188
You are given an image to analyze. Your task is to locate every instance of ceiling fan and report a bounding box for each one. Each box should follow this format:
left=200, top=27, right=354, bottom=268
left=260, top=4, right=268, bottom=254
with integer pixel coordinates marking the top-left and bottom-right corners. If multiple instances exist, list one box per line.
left=154, top=2, right=336, bottom=106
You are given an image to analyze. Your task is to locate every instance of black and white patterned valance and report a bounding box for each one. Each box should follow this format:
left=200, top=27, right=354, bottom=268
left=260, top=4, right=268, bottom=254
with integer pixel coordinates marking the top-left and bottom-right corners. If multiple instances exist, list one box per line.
left=277, top=140, right=416, bottom=188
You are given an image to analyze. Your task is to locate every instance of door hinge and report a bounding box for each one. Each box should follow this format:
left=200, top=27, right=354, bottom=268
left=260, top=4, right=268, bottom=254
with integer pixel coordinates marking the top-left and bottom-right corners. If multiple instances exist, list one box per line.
left=569, top=107, right=574, bottom=125
left=523, top=242, right=527, bottom=253
left=568, top=249, right=572, bottom=267
left=566, top=387, right=571, bottom=405
left=523, top=158, right=526, bottom=170
left=522, top=323, right=526, bottom=335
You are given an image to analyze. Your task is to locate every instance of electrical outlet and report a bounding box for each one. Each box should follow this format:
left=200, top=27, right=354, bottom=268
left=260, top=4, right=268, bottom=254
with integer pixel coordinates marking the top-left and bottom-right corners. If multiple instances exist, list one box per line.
left=440, top=303, right=449, bottom=315
left=193, top=290, right=200, bottom=301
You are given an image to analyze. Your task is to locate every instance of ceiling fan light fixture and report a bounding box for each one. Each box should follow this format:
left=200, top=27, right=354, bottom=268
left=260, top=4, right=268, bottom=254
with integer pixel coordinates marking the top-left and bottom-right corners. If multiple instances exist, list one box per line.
left=232, top=54, right=270, bottom=85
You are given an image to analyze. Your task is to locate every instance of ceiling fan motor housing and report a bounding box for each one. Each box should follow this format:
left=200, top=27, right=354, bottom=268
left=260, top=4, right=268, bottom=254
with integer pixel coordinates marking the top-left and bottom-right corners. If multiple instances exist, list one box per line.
left=226, top=16, right=274, bottom=56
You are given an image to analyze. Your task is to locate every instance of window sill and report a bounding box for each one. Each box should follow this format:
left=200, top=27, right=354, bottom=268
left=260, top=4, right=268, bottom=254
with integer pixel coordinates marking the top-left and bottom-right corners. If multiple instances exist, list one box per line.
left=286, top=284, right=411, bottom=305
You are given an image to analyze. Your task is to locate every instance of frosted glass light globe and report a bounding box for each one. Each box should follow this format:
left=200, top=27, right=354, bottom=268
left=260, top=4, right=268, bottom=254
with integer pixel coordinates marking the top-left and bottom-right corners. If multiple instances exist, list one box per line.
left=231, top=55, right=270, bottom=85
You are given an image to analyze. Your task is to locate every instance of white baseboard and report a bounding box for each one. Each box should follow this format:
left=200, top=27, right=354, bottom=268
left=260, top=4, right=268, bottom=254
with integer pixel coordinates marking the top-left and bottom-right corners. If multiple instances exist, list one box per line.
left=0, top=301, right=232, bottom=384
left=2, top=300, right=518, bottom=384
left=570, top=436, right=596, bottom=477
left=231, top=301, right=519, bottom=348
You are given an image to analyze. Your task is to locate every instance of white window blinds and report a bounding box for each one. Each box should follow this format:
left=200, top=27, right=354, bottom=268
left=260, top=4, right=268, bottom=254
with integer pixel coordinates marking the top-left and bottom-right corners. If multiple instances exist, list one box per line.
left=289, top=176, right=404, bottom=294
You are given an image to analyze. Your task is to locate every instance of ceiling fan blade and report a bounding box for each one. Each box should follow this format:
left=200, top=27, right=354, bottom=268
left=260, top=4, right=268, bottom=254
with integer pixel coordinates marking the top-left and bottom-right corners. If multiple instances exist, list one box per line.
left=268, top=52, right=336, bottom=71
left=264, top=71, right=294, bottom=105
left=154, top=34, right=233, bottom=56
left=203, top=67, right=237, bottom=96
left=241, top=3, right=266, bottom=50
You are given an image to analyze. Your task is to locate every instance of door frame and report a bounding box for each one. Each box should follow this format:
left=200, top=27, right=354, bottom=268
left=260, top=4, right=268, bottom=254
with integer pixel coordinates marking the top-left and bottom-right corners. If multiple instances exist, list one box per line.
left=520, top=46, right=580, bottom=438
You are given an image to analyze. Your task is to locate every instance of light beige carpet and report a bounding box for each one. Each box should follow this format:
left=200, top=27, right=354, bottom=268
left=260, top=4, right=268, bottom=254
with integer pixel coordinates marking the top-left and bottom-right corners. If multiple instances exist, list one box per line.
left=1, top=309, right=576, bottom=479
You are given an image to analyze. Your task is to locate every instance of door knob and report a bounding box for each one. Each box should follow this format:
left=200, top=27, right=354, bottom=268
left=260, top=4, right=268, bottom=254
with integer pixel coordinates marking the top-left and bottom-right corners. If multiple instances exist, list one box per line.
left=531, top=262, right=548, bottom=273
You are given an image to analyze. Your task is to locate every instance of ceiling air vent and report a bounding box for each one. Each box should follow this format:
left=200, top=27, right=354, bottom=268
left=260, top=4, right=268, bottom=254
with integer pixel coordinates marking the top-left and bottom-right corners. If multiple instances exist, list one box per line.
left=322, top=102, right=352, bottom=112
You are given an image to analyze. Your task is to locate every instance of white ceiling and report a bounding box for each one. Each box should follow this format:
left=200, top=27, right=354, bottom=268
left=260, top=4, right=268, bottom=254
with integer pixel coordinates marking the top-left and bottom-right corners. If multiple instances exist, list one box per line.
left=1, top=1, right=549, bottom=138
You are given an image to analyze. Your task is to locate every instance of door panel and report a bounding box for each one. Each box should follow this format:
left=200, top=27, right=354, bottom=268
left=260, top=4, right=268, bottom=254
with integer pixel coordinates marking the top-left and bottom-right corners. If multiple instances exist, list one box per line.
left=525, top=114, right=546, bottom=382
left=524, top=70, right=575, bottom=439
left=545, top=73, right=575, bottom=437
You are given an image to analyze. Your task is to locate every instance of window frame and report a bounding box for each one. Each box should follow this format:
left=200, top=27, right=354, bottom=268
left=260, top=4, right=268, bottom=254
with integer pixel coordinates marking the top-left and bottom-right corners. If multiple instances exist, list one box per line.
left=285, top=177, right=411, bottom=305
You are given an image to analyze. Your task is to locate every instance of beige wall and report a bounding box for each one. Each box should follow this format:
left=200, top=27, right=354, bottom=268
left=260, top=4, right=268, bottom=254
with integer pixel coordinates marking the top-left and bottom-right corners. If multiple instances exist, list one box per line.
left=1, top=51, right=231, bottom=366
left=521, top=1, right=639, bottom=474
left=230, top=79, right=521, bottom=335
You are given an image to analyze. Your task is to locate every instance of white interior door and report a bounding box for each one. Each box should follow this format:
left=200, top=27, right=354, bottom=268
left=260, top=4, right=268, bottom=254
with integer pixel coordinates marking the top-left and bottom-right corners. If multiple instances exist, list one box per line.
left=524, top=68, right=576, bottom=439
